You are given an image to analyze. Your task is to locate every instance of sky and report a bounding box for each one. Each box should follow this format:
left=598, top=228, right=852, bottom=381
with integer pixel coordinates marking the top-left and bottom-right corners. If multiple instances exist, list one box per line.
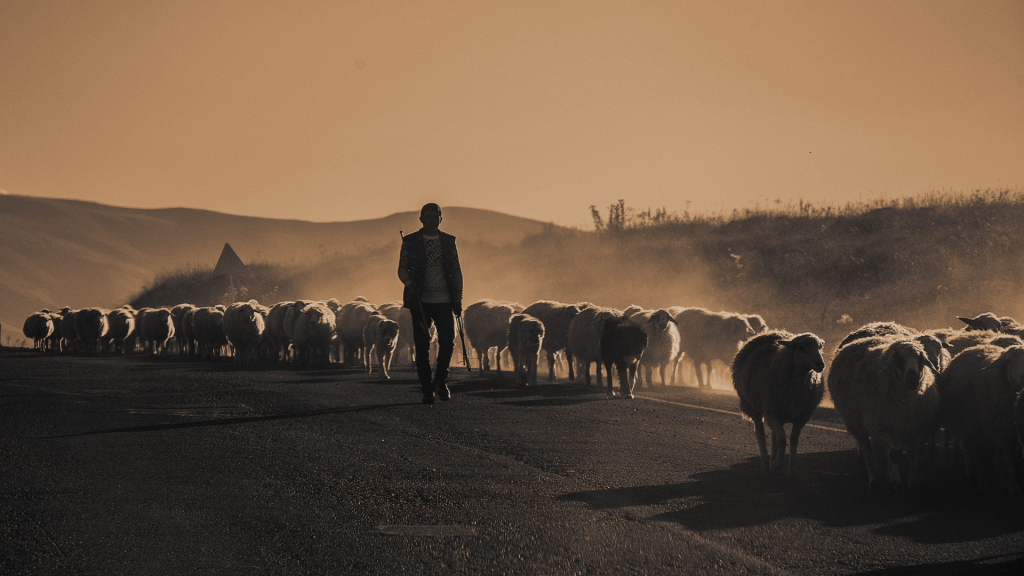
left=1, top=0, right=1022, bottom=227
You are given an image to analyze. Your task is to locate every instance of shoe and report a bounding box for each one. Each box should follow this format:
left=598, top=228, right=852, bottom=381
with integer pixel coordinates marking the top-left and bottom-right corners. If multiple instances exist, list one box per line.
left=422, top=393, right=435, bottom=404
left=437, top=383, right=451, bottom=401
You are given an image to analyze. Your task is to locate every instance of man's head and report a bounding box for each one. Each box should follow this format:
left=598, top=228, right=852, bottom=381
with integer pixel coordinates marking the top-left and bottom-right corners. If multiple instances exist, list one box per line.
left=420, top=203, right=442, bottom=234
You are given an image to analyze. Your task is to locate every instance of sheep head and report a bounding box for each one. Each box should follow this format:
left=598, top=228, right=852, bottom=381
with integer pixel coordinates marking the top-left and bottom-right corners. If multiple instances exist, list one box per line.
left=914, top=334, right=950, bottom=374
left=889, top=341, right=937, bottom=391
left=958, top=313, right=1002, bottom=332
left=985, top=345, right=1024, bottom=390
left=781, top=333, right=825, bottom=373
left=647, top=309, right=678, bottom=331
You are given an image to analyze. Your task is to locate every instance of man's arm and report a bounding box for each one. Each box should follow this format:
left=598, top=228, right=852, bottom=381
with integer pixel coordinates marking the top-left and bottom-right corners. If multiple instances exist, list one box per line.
left=398, top=239, right=413, bottom=288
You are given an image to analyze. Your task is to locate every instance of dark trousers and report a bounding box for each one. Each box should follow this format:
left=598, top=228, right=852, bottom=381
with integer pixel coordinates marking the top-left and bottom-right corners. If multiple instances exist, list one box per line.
left=412, top=302, right=455, bottom=392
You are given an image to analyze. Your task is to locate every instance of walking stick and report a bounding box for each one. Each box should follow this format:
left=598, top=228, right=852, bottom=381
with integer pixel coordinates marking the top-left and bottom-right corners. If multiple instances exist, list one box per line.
left=456, top=313, right=472, bottom=372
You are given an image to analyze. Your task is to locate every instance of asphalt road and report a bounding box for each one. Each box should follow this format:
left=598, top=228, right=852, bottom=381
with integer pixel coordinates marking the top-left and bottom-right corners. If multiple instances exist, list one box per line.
left=1, top=349, right=1022, bottom=575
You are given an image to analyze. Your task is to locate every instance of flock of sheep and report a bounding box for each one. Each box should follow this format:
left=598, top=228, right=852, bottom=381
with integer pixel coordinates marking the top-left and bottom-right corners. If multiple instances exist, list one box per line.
left=18, top=299, right=1024, bottom=496
left=732, top=313, right=1024, bottom=498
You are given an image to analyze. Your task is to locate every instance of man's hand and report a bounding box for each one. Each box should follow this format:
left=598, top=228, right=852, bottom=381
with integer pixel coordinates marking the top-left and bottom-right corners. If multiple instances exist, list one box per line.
left=453, top=301, right=462, bottom=316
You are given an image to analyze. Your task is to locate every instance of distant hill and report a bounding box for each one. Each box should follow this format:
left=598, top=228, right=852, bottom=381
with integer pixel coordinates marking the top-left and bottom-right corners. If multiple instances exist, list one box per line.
left=0, top=195, right=562, bottom=343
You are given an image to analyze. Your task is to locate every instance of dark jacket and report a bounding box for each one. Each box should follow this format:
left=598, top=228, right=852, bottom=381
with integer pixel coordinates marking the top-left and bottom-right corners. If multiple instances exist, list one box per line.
left=399, top=230, right=463, bottom=310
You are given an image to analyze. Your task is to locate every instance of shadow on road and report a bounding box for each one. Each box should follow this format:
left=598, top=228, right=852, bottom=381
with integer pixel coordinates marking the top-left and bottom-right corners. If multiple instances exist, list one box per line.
left=560, top=451, right=1024, bottom=543
left=45, top=401, right=421, bottom=438
left=848, top=552, right=1024, bottom=575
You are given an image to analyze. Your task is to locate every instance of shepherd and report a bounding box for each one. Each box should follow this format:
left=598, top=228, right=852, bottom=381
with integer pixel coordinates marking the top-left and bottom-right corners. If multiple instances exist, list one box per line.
left=398, top=203, right=465, bottom=404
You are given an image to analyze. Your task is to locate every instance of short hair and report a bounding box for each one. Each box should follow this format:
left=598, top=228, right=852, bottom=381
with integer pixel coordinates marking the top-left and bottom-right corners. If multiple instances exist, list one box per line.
left=420, top=203, right=442, bottom=217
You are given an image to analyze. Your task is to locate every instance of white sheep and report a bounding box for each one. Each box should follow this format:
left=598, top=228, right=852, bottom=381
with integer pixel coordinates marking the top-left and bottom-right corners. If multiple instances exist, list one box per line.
left=362, top=312, right=400, bottom=378
left=521, top=300, right=581, bottom=382
left=935, top=344, right=1024, bottom=497
left=732, top=330, right=825, bottom=475
left=567, top=304, right=620, bottom=387
left=22, top=312, right=54, bottom=351
left=670, top=307, right=755, bottom=389
left=626, top=308, right=680, bottom=387
left=265, top=301, right=294, bottom=362
left=840, top=322, right=951, bottom=374
left=463, top=300, right=518, bottom=373
left=292, top=302, right=337, bottom=365
left=335, top=300, right=378, bottom=365
left=170, top=303, right=197, bottom=355
left=106, top=308, right=136, bottom=354
left=828, top=336, right=940, bottom=491
left=223, top=301, right=266, bottom=366
left=507, top=313, right=545, bottom=387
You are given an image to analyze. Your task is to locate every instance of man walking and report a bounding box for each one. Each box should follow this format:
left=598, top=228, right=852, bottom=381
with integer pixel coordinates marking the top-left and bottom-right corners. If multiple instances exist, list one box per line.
left=398, top=203, right=464, bottom=404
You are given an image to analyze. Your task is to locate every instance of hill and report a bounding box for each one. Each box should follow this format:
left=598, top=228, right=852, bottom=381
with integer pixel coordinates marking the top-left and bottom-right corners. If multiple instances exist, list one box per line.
left=0, top=195, right=558, bottom=344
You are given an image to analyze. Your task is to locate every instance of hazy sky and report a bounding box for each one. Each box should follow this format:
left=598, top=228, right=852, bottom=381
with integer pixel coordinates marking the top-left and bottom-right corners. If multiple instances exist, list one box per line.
left=1, top=1, right=1022, bottom=227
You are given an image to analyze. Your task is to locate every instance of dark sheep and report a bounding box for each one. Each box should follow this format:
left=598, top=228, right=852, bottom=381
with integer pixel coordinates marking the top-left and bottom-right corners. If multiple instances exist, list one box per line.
left=732, top=330, right=826, bottom=475
left=600, top=316, right=648, bottom=399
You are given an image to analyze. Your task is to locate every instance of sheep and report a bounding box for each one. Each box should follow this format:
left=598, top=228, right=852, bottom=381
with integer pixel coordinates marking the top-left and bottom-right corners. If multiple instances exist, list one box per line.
left=958, top=313, right=1004, bottom=332
left=732, top=331, right=826, bottom=475
left=599, top=316, right=648, bottom=399
left=567, top=304, right=620, bottom=386
left=362, top=312, right=400, bottom=378
left=290, top=301, right=336, bottom=365
left=828, top=337, right=940, bottom=491
left=138, top=308, right=175, bottom=354
left=838, top=321, right=917, bottom=349
left=223, top=301, right=266, bottom=366
left=75, top=308, right=110, bottom=353
left=22, top=312, right=54, bottom=350
left=840, top=323, right=951, bottom=374
left=191, top=307, right=228, bottom=360
left=745, top=314, right=769, bottom=335
left=265, top=301, right=294, bottom=362
left=463, top=300, right=518, bottom=373
left=170, top=304, right=197, bottom=354
left=626, top=308, right=680, bottom=387
left=521, top=301, right=580, bottom=382
left=60, top=309, right=80, bottom=353
left=507, top=313, right=545, bottom=387
left=106, top=308, right=136, bottom=353
left=1016, top=391, right=1024, bottom=462
left=670, top=307, right=755, bottom=389
left=938, top=329, right=1019, bottom=359
left=935, top=344, right=1024, bottom=497
left=335, top=300, right=378, bottom=365
left=622, top=304, right=645, bottom=318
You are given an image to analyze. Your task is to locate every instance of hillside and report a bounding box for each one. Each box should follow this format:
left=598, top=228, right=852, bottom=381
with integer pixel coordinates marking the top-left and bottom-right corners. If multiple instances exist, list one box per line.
left=130, top=190, right=1024, bottom=354
left=0, top=195, right=557, bottom=344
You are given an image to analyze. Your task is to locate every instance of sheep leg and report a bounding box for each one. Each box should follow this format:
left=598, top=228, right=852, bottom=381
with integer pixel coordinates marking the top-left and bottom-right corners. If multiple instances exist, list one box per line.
left=547, top=351, right=557, bottom=382
left=766, top=419, right=787, bottom=472
left=788, top=422, right=806, bottom=476
left=603, top=360, right=615, bottom=396
left=694, top=361, right=708, bottom=389
left=753, top=418, right=770, bottom=471
left=528, top=355, right=538, bottom=386
left=621, top=363, right=635, bottom=398
left=995, top=440, right=1021, bottom=498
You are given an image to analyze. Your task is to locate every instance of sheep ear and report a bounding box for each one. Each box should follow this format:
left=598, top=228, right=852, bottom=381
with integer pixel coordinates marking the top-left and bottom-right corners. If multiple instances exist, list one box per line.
left=958, top=316, right=987, bottom=330
left=920, top=354, right=938, bottom=374
left=668, top=316, right=679, bottom=324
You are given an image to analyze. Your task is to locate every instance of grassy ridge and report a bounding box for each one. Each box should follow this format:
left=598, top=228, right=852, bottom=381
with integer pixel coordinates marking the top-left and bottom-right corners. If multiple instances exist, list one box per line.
left=130, top=190, right=1024, bottom=350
